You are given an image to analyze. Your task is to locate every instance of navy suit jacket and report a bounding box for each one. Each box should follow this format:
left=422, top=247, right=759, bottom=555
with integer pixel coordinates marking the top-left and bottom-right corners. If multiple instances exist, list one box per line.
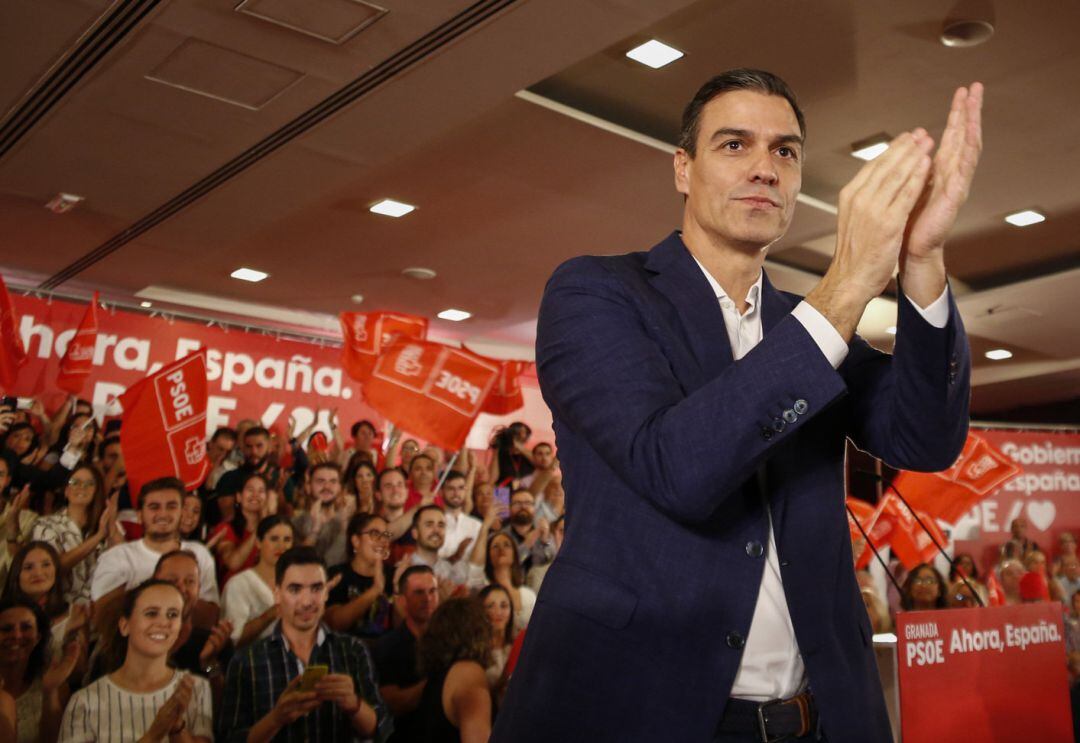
left=492, top=232, right=970, bottom=743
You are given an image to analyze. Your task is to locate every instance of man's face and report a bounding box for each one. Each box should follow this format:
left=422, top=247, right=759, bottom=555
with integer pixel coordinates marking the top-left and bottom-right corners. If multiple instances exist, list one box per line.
left=412, top=509, right=446, bottom=552
left=141, top=489, right=183, bottom=539
left=275, top=563, right=328, bottom=633
left=154, top=555, right=200, bottom=620
left=510, top=491, right=535, bottom=527
left=208, top=434, right=236, bottom=465
left=355, top=424, right=376, bottom=450
left=441, top=478, right=467, bottom=510
left=1011, top=518, right=1028, bottom=539
left=379, top=471, right=408, bottom=509
left=533, top=444, right=554, bottom=470
left=674, top=90, right=802, bottom=252
left=1064, top=557, right=1080, bottom=581
left=242, top=433, right=270, bottom=468
left=410, top=456, right=434, bottom=487
left=311, top=468, right=341, bottom=505
left=101, top=442, right=122, bottom=472
left=401, top=572, right=439, bottom=624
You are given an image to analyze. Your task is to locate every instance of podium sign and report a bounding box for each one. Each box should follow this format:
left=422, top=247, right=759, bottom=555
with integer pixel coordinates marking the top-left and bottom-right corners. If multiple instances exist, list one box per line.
left=896, top=604, right=1072, bottom=742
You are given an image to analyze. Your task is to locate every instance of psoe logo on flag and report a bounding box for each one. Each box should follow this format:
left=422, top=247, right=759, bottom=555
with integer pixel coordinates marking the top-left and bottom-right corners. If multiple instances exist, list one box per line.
left=394, top=345, right=424, bottom=377
left=350, top=316, right=368, bottom=344
left=183, top=437, right=205, bottom=466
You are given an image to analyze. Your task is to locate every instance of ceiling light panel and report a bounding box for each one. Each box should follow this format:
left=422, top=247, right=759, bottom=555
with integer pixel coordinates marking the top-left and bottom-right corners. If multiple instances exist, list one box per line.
left=437, top=309, right=471, bottom=322
left=985, top=349, right=1013, bottom=361
left=625, top=40, right=684, bottom=69
left=370, top=199, right=416, bottom=217
left=851, top=139, right=890, bottom=161
left=1004, top=209, right=1045, bottom=227
left=231, top=267, right=269, bottom=282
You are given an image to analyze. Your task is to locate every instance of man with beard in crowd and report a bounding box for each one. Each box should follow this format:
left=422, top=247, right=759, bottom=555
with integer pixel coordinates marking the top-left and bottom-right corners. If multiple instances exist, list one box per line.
left=293, top=462, right=350, bottom=566
left=212, top=426, right=278, bottom=528
left=437, top=470, right=481, bottom=562
left=500, top=489, right=553, bottom=572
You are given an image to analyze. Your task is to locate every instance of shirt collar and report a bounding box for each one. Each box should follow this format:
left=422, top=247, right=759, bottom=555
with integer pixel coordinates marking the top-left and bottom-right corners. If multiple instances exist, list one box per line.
left=690, top=254, right=762, bottom=316
left=272, top=621, right=328, bottom=652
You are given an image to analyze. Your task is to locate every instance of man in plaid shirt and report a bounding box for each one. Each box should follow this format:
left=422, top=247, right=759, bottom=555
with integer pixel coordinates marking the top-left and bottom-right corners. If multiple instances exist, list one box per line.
left=219, top=546, right=392, bottom=742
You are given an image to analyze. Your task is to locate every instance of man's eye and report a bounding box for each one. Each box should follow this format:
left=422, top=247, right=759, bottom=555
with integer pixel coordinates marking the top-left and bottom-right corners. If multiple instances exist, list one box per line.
left=777, top=146, right=798, bottom=160
left=724, top=141, right=742, bottom=151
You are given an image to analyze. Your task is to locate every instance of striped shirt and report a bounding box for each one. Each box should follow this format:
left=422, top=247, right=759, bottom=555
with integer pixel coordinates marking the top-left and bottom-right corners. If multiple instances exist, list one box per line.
left=58, top=671, right=213, bottom=742
left=219, top=621, right=392, bottom=743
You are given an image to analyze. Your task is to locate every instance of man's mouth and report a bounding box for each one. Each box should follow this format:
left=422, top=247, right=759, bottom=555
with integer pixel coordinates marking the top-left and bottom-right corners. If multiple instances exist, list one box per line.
left=737, top=196, right=780, bottom=208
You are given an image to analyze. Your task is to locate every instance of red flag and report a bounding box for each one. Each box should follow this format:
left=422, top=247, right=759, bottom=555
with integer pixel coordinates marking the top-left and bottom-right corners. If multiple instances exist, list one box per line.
left=56, top=292, right=99, bottom=394
left=119, top=351, right=209, bottom=503
left=892, top=433, right=1021, bottom=524
left=480, top=359, right=527, bottom=415
left=0, top=275, right=28, bottom=390
left=362, top=338, right=500, bottom=450
left=339, top=311, right=428, bottom=383
left=875, top=493, right=950, bottom=570
left=985, top=568, right=1006, bottom=606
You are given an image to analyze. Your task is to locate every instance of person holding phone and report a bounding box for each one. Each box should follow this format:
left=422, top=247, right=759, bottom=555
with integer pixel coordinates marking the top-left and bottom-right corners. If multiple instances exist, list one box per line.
left=219, top=546, right=391, bottom=742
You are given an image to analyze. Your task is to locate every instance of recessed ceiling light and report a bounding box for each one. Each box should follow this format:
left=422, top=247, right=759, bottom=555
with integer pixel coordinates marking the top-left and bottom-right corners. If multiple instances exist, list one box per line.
left=140, top=301, right=152, bottom=308
left=851, top=135, right=891, bottom=161
left=625, top=40, right=684, bottom=69
left=370, top=199, right=416, bottom=218
left=1004, top=209, right=1045, bottom=227
left=350, top=293, right=364, bottom=304
left=940, top=19, right=995, bottom=48
left=44, top=193, right=84, bottom=214
left=402, top=267, right=437, bottom=280
left=230, top=267, right=269, bottom=283
left=985, top=349, right=1013, bottom=361
left=885, top=326, right=897, bottom=335
left=437, top=309, right=471, bottom=322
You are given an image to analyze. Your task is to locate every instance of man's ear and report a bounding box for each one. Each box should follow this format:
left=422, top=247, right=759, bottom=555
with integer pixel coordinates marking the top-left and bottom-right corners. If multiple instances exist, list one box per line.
left=674, top=149, right=692, bottom=196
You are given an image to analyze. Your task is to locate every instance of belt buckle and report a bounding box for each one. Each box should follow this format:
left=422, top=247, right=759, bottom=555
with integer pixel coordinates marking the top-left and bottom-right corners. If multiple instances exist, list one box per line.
left=755, top=697, right=791, bottom=743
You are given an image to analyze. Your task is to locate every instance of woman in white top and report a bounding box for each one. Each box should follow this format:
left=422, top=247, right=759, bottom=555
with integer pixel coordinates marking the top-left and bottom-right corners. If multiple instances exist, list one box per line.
left=478, top=584, right=515, bottom=694
left=59, top=579, right=213, bottom=742
left=3, top=541, right=87, bottom=665
left=221, top=515, right=294, bottom=649
left=31, top=465, right=120, bottom=605
left=467, top=508, right=536, bottom=632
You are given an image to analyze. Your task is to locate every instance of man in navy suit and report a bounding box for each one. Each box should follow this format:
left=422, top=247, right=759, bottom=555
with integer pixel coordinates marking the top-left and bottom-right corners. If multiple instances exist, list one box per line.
left=492, top=70, right=983, bottom=742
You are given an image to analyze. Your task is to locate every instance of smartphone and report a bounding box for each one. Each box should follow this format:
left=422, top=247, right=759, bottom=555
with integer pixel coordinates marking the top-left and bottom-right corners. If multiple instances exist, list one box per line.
left=15, top=397, right=33, bottom=410
left=494, top=485, right=511, bottom=510
left=297, top=664, right=328, bottom=693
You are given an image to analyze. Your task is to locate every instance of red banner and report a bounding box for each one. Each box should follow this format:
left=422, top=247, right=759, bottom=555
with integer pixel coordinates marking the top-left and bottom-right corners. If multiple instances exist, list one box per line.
left=480, top=359, right=527, bottom=415
left=340, top=311, right=428, bottom=383
left=951, top=428, right=1080, bottom=575
left=363, top=338, right=500, bottom=450
left=897, top=604, right=1072, bottom=742
left=0, top=275, right=28, bottom=390
left=893, top=432, right=1022, bottom=525
left=56, top=291, right=98, bottom=394
left=120, top=351, right=210, bottom=501
left=846, top=498, right=877, bottom=569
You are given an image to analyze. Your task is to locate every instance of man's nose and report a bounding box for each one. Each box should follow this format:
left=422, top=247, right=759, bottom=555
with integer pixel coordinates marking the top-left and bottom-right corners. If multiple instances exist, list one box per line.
left=748, top=148, right=778, bottom=185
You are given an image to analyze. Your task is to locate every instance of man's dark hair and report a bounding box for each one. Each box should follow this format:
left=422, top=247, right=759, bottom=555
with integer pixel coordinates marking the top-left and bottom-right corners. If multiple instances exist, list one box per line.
left=397, top=564, right=435, bottom=595
left=244, top=426, right=270, bottom=440
left=377, top=467, right=406, bottom=490
left=211, top=427, right=237, bottom=443
left=139, top=476, right=185, bottom=506
left=309, top=461, right=342, bottom=479
left=97, top=435, right=121, bottom=460
left=441, top=469, right=466, bottom=486
left=533, top=442, right=553, bottom=453
left=275, top=546, right=326, bottom=585
left=153, top=549, right=200, bottom=577
left=412, top=504, right=445, bottom=530
left=350, top=420, right=377, bottom=438
left=678, top=68, right=805, bottom=157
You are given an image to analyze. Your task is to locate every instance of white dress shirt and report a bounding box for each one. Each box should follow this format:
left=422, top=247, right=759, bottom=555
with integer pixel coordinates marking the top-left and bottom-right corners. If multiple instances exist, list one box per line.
left=691, top=257, right=948, bottom=701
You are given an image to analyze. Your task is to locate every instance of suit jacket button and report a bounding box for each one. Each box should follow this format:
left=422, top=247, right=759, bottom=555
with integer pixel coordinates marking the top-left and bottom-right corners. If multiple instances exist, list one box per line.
left=793, top=399, right=809, bottom=415
left=726, top=631, right=745, bottom=650
left=772, top=418, right=786, bottom=433
left=782, top=409, right=797, bottom=423
left=762, top=427, right=773, bottom=441
left=746, top=541, right=764, bottom=558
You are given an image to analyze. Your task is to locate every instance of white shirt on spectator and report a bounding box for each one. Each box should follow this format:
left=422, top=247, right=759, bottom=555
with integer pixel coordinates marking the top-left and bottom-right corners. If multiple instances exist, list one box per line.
left=58, top=670, right=213, bottom=743
left=465, top=563, right=537, bottom=631
left=438, top=510, right=482, bottom=560
left=222, top=568, right=276, bottom=643
left=693, top=258, right=949, bottom=701
left=89, top=539, right=219, bottom=603
left=32, top=510, right=104, bottom=605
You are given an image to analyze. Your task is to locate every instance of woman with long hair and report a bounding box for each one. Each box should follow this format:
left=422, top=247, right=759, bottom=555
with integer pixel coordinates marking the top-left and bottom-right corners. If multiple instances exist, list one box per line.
left=3, top=541, right=88, bottom=666
left=344, top=457, right=378, bottom=515
left=900, top=563, right=949, bottom=612
left=58, top=579, right=213, bottom=742
left=487, top=422, right=534, bottom=486
left=416, top=598, right=493, bottom=743
left=0, top=598, right=80, bottom=743
left=178, top=492, right=205, bottom=543
left=31, top=466, right=119, bottom=605
left=325, top=513, right=393, bottom=639
left=221, top=515, right=295, bottom=649
left=478, top=584, right=515, bottom=694
left=209, top=472, right=271, bottom=581
left=468, top=507, right=536, bottom=631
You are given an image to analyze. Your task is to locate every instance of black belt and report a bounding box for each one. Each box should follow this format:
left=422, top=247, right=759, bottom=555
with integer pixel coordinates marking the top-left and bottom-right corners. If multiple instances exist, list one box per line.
left=717, top=691, right=817, bottom=742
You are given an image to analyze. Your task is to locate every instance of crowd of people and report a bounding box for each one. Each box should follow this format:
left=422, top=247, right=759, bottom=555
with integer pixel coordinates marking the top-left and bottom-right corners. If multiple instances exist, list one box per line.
left=0, top=396, right=564, bottom=742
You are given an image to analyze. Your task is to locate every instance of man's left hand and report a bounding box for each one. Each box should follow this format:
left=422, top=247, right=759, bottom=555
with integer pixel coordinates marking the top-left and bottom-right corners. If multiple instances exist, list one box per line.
left=315, top=673, right=360, bottom=715
left=901, top=83, right=983, bottom=269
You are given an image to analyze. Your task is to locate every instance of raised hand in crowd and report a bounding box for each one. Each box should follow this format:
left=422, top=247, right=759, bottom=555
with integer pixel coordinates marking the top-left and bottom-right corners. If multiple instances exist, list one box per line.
left=198, top=619, right=234, bottom=669
left=3, top=485, right=30, bottom=555
left=145, top=672, right=196, bottom=742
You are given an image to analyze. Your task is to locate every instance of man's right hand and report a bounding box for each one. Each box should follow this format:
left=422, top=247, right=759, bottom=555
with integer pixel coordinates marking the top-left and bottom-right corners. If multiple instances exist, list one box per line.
left=270, top=675, right=322, bottom=728
left=806, top=129, right=934, bottom=341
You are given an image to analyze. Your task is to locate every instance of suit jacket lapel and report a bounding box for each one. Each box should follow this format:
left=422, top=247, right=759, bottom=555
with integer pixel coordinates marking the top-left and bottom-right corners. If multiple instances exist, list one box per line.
left=644, top=232, right=734, bottom=379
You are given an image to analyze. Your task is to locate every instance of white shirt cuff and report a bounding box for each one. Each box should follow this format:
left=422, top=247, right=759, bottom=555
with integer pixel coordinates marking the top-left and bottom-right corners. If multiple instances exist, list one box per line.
left=792, top=301, right=848, bottom=369
left=905, top=286, right=950, bottom=329
left=59, top=447, right=82, bottom=470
